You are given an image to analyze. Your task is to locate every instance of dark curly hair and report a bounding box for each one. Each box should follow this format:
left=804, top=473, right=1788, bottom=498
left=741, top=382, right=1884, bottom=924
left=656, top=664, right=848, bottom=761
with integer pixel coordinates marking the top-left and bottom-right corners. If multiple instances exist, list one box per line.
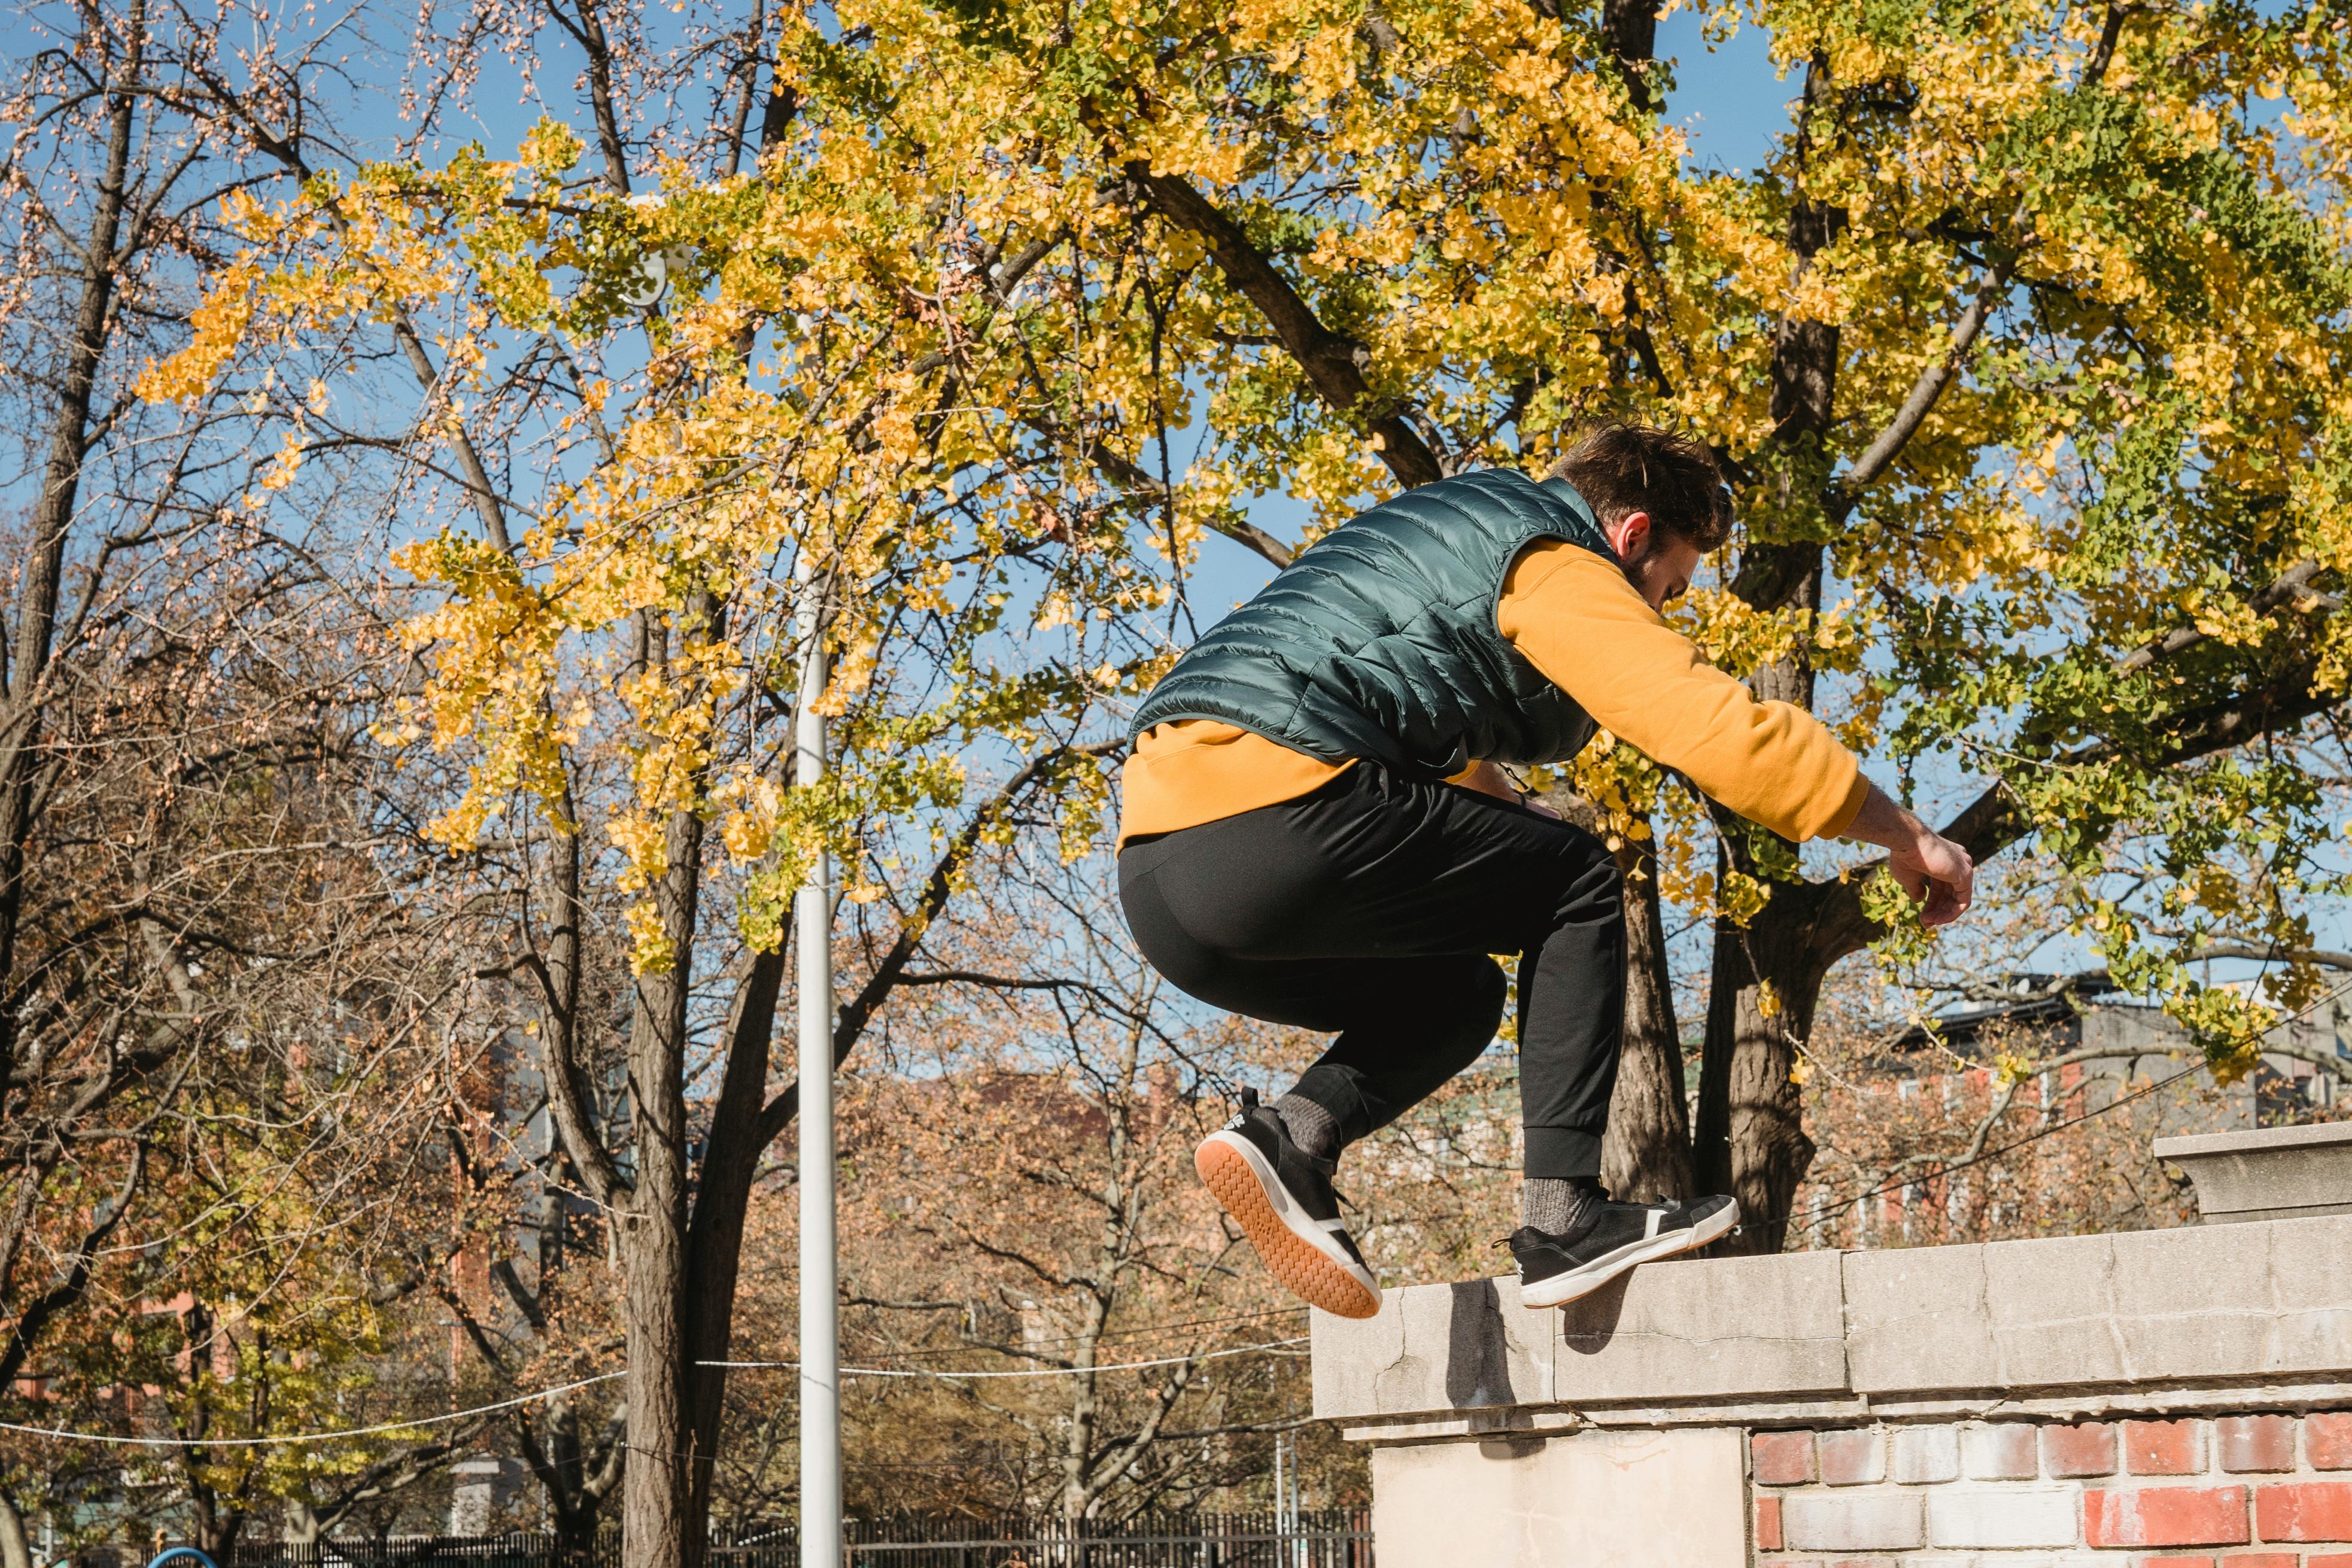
left=1546, top=423, right=1734, bottom=551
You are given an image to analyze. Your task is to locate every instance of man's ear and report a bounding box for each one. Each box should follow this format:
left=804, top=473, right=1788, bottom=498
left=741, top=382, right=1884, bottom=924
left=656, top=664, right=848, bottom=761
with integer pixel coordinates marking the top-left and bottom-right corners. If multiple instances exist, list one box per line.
left=1606, top=509, right=1652, bottom=560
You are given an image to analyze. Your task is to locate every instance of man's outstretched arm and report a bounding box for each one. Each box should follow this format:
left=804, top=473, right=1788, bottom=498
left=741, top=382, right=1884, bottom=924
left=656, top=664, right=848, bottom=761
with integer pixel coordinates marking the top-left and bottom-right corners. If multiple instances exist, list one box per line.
left=1497, top=545, right=1977, bottom=928
left=1498, top=548, right=1868, bottom=843
left=1839, top=780, right=1975, bottom=926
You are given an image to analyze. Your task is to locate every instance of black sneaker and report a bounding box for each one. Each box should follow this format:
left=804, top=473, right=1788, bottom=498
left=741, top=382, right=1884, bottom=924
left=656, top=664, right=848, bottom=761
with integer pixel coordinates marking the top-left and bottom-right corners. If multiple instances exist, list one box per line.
left=1510, top=1193, right=1739, bottom=1308
left=1195, top=1089, right=1381, bottom=1320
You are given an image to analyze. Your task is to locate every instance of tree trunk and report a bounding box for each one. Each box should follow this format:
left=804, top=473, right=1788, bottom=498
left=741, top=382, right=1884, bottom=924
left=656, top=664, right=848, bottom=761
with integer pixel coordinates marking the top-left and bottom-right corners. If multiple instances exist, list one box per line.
left=0, top=0, right=142, bottom=1096
left=0, top=1487, right=32, bottom=1568
left=1600, top=828, right=1692, bottom=1201
left=1688, top=51, right=1850, bottom=1248
left=193, top=1491, right=244, bottom=1559
left=1600, top=0, right=1661, bottom=110
left=618, top=1038, right=691, bottom=1568
left=1062, top=1355, right=1103, bottom=1523
left=579, top=639, right=1038, bottom=1564
left=1694, top=549, right=1827, bottom=1248
left=1694, top=889, right=1814, bottom=1253
left=1542, top=787, right=1693, bottom=1203
left=619, top=806, right=706, bottom=1568
left=679, top=950, right=788, bottom=1537
left=519, top=1396, right=625, bottom=1558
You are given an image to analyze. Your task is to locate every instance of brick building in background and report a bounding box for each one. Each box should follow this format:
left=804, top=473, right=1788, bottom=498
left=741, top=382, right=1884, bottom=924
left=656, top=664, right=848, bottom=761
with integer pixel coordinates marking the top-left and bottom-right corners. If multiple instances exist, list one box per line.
left=1793, top=986, right=2351, bottom=1251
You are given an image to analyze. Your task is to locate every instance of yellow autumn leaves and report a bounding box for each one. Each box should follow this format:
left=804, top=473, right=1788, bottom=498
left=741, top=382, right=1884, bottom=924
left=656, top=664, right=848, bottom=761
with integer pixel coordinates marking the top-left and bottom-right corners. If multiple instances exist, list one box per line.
left=124, top=0, right=2352, bottom=1044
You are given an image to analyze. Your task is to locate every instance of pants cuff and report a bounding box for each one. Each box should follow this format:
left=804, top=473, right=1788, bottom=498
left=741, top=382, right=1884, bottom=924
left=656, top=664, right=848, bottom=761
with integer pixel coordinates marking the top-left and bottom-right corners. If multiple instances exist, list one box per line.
left=1287, top=1064, right=1377, bottom=1148
left=1523, top=1126, right=1604, bottom=1182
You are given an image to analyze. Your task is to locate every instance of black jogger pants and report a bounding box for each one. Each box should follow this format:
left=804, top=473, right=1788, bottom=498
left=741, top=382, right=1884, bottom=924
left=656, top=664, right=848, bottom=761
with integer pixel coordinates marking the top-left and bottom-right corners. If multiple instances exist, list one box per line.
left=1117, top=762, right=1625, bottom=1180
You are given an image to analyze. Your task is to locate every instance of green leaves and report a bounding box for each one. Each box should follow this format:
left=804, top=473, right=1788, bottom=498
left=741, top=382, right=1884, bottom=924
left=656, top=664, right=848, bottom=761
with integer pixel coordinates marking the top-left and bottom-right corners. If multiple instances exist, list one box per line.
left=2006, top=87, right=2349, bottom=326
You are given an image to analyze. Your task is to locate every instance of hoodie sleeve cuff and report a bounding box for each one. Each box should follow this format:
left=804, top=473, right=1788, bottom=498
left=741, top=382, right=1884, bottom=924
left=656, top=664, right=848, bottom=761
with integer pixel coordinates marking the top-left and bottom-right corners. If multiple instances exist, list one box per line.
left=1819, top=770, right=1871, bottom=841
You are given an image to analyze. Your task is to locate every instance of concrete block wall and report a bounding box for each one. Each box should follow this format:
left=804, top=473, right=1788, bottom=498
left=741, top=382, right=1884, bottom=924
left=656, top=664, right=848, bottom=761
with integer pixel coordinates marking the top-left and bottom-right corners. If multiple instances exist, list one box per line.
left=1754, top=1415, right=2352, bottom=1566
left=1312, top=1215, right=2352, bottom=1568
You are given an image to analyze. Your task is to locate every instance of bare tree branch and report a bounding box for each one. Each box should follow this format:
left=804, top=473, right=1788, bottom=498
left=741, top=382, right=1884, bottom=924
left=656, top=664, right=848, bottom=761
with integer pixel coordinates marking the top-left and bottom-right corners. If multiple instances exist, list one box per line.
left=1119, top=165, right=1443, bottom=490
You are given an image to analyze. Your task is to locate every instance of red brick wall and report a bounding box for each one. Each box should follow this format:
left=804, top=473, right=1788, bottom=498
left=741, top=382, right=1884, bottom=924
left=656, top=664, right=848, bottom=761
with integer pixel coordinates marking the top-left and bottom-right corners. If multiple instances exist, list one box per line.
left=1751, top=1413, right=2352, bottom=1564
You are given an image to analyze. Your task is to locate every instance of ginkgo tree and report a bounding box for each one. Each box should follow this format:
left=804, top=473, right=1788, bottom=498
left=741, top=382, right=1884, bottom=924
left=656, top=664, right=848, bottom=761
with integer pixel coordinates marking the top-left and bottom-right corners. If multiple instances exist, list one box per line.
left=900, top=0, right=2352, bottom=1230
left=147, top=0, right=2352, bottom=1556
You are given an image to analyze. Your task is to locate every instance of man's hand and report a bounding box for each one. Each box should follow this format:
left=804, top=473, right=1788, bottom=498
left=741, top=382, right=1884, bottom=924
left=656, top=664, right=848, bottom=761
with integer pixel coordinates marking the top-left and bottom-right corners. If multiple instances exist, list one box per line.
left=1887, top=828, right=1974, bottom=926
left=1843, top=780, right=1975, bottom=928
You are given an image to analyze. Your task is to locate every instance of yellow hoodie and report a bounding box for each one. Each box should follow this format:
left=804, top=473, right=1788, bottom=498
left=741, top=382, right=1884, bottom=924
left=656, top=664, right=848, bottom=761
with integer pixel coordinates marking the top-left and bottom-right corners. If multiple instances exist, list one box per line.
left=1119, top=540, right=1866, bottom=847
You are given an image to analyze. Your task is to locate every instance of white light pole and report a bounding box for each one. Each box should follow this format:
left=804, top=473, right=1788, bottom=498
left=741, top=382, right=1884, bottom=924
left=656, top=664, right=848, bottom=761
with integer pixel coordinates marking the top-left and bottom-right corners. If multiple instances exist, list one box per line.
left=1272, top=1430, right=1287, bottom=1551
left=795, top=555, right=841, bottom=1568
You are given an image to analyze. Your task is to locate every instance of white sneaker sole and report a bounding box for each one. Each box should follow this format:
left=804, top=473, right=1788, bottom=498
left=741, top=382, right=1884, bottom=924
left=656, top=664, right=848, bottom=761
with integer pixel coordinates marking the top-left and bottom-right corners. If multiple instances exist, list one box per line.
left=1196, top=1129, right=1381, bottom=1320
left=1519, top=1199, right=1740, bottom=1309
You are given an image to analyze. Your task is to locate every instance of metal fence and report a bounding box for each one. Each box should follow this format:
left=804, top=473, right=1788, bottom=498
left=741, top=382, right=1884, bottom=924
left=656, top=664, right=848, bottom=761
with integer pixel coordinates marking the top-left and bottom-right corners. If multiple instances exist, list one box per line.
left=228, top=1512, right=1372, bottom=1568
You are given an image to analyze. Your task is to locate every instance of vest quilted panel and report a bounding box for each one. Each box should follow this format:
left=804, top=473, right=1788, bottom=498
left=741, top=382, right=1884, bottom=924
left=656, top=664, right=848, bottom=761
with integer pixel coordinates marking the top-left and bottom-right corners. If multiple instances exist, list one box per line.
left=1131, top=469, right=1616, bottom=780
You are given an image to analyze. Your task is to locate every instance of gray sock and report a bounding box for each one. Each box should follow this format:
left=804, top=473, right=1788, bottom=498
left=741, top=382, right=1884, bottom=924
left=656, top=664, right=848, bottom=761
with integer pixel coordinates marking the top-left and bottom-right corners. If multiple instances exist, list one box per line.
left=1272, top=1093, right=1341, bottom=1161
left=1523, top=1177, right=1606, bottom=1235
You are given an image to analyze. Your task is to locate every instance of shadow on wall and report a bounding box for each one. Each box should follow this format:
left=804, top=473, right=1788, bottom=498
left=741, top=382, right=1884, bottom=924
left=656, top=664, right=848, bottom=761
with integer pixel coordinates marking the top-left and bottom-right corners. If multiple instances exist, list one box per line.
left=1442, top=1273, right=1633, bottom=1412
left=1445, top=1278, right=1514, bottom=1407
left=1558, top=1274, right=1630, bottom=1357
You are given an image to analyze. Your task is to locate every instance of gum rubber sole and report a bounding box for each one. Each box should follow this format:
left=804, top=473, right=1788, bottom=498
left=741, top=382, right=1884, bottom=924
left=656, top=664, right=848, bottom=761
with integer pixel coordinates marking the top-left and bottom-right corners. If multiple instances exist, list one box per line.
left=1518, top=1198, right=1741, bottom=1309
left=1196, top=1135, right=1381, bottom=1320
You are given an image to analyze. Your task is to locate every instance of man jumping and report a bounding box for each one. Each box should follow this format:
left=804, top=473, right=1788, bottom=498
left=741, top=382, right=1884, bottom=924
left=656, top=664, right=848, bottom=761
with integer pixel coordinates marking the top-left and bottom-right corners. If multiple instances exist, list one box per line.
left=1116, top=424, right=1974, bottom=1318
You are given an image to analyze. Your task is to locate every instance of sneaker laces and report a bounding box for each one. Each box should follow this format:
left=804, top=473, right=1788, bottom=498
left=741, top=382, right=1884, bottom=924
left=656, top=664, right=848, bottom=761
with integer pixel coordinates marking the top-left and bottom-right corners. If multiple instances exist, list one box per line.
left=1232, top=1085, right=1345, bottom=1183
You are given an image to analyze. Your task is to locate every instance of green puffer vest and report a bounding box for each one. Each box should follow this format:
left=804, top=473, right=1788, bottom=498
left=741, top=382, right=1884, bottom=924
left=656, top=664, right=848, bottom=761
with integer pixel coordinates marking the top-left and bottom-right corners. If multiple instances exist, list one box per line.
left=1130, top=468, right=1616, bottom=780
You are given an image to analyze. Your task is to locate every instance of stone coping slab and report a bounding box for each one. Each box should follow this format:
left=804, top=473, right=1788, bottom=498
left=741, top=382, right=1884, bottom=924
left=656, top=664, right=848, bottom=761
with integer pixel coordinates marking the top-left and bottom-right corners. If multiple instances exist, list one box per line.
left=2154, top=1122, right=2352, bottom=1223
left=2155, top=1120, right=2352, bottom=1159
left=1312, top=1214, right=2352, bottom=1428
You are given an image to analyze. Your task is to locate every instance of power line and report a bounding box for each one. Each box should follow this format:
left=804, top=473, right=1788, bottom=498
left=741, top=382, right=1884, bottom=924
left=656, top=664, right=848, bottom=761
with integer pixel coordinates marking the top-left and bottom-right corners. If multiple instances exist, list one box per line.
left=853, top=1305, right=1308, bottom=1362
left=0, top=1041, right=2256, bottom=1450
left=704, top=1336, right=1309, bottom=1379
left=28, top=996, right=2317, bottom=1447
left=0, top=1372, right=627, bottom=1448
left=0, top=1336, right=1314, bottom=1447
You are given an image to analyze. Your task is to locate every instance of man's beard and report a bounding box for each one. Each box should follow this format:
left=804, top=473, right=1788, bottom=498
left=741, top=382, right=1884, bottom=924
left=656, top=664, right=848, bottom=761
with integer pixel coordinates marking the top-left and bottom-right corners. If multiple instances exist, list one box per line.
left=1619, top=540, right=1673, bottom=599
